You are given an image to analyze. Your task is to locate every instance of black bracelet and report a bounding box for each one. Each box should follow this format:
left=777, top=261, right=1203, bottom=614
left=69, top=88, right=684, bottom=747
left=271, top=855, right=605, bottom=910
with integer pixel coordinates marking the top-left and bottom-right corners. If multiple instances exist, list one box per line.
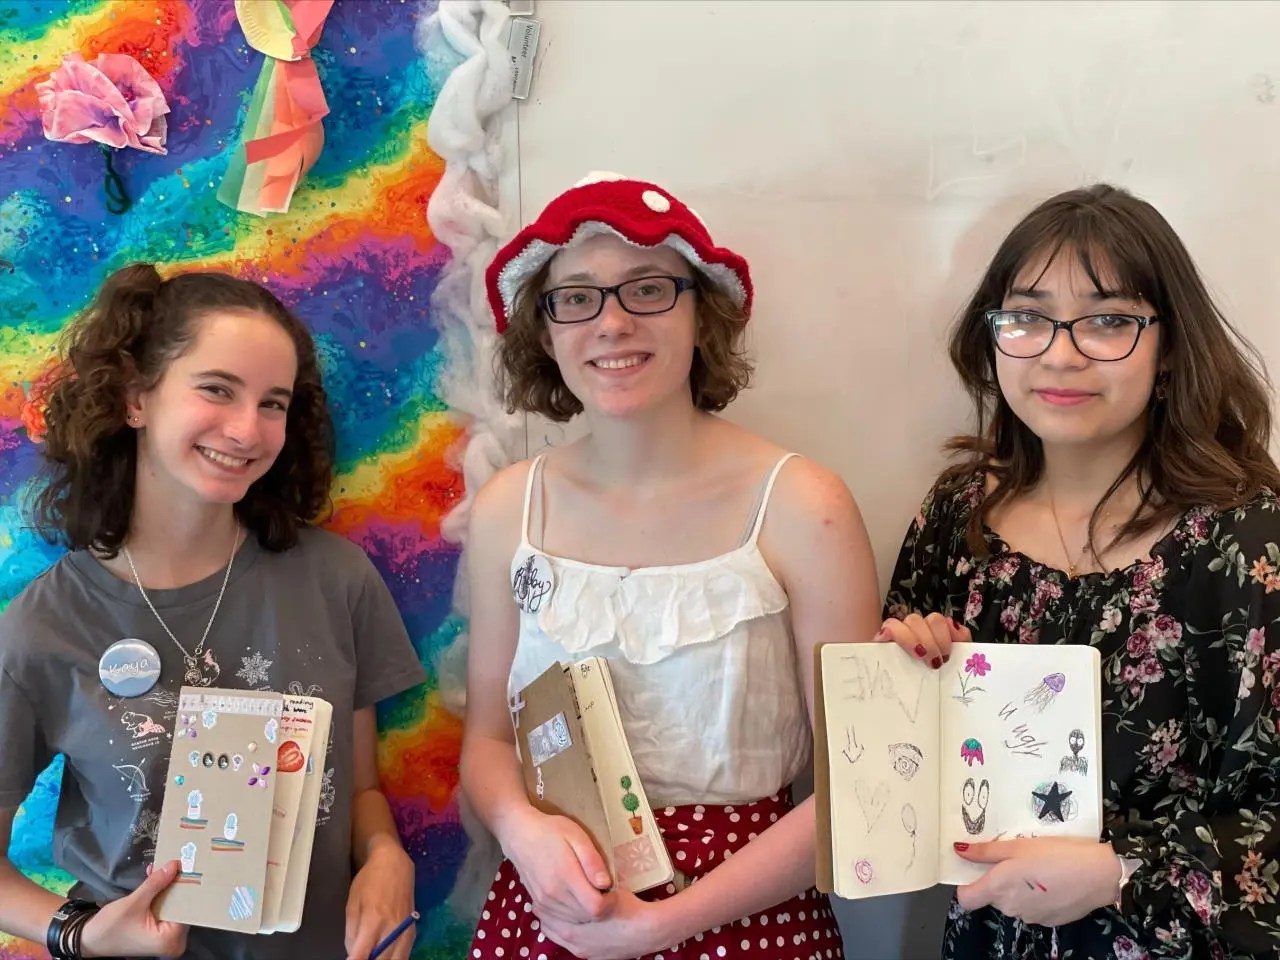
left=46, top=898, right=100, bottom=960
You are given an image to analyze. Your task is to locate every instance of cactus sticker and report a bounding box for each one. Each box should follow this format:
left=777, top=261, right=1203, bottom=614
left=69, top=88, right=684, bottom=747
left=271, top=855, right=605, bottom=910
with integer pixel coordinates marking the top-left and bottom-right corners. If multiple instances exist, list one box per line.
left=620, top=775, right=642, bottom=835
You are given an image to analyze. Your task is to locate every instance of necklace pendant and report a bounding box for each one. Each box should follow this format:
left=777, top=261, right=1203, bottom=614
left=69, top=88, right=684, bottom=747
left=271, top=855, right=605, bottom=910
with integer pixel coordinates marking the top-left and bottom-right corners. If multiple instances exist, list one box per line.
left=183, top=651, right=222, bottom=687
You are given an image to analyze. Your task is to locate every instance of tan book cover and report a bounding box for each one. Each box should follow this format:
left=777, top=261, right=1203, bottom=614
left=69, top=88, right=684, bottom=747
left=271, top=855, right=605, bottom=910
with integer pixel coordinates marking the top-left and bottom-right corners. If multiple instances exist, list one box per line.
left=153, top=688, right=331, bottom=933
left=515, top=658, right=673, bottom=893
left=154, top=688, right=284, bottom=931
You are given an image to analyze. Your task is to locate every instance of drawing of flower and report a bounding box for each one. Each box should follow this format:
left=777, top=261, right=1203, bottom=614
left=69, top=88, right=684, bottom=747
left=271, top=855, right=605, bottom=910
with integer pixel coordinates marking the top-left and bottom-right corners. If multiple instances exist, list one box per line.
left=964, top=653, right=991, bottom=677
left=954, top=652, right=990, bottom=705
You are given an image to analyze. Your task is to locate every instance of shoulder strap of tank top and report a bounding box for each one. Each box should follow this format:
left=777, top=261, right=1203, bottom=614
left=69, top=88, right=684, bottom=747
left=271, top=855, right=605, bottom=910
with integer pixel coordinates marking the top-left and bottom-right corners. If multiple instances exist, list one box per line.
left=519, top=455, right=547, bottom=548
left=743, top=452, right=800, bottom=546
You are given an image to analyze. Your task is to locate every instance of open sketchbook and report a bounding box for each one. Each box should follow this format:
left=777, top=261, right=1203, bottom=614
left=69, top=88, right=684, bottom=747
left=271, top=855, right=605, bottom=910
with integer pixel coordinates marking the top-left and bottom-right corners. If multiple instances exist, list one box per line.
left=815, top=643, right=1101, bottom=900
left=514, top=658, right=673, bottom=893
left=153, top=687, right=332, bottom=933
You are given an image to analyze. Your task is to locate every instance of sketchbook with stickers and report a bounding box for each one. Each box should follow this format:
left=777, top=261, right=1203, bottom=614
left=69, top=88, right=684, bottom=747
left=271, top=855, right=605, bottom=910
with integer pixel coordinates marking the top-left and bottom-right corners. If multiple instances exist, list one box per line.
left=514, top=658, right=673, bottom=893
left=814, top=643, right=1102, bottom=900
left=151, top=687, right=333, bottom=932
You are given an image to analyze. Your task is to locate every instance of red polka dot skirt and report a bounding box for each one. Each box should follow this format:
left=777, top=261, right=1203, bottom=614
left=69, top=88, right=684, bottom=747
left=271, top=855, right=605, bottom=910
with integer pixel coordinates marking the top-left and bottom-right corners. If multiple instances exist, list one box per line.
left=469, top=790, right=845, bottom=960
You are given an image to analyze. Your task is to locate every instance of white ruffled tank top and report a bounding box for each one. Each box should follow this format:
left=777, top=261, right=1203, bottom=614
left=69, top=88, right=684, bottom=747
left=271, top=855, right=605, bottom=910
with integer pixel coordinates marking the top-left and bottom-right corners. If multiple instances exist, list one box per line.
left=507, top=453, right=811, bottom=806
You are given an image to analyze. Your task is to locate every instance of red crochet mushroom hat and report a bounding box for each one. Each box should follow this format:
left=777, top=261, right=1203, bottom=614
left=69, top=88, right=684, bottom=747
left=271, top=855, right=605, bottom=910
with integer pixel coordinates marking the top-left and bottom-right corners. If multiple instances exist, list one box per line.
left=485, top=172, right=753, bottom=333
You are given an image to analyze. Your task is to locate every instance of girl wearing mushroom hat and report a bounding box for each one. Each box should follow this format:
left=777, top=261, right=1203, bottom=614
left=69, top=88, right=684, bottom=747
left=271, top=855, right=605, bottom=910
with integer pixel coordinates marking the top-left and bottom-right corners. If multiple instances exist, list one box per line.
left=459, top=173, right=881, bottom=959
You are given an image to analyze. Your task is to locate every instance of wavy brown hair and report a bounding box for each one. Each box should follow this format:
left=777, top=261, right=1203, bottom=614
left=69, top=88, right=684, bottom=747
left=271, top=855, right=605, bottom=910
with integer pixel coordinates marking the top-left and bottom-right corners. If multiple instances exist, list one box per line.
left=32, top=263, right=335, bottom=556
left=946, top=183, right=1279, bottom=557
left=496, top=263, right=753, bottom=422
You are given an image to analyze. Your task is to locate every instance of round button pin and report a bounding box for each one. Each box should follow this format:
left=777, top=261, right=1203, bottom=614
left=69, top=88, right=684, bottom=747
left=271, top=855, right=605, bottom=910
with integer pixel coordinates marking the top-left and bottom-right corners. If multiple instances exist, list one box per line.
left=98, top=638, right=161, bottom=698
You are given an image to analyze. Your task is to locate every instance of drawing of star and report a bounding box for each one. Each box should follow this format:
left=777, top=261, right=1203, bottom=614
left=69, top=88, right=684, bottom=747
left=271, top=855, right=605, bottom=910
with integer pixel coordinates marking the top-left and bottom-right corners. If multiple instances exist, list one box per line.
left=236, top=651, right=273, bottom=687
left=1033, top=782, right=1073, bottom=822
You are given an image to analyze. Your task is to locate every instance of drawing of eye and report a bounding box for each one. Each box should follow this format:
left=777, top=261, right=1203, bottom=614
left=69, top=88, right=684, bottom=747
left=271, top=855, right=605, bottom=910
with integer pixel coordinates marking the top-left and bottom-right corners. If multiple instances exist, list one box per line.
left=888, top=742, right=923, bottom=781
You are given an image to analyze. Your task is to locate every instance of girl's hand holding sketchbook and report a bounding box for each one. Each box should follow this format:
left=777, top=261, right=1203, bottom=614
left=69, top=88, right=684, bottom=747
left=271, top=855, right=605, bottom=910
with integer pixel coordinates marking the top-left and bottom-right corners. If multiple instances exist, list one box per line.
left=815, top=642, right=1102, bottom=899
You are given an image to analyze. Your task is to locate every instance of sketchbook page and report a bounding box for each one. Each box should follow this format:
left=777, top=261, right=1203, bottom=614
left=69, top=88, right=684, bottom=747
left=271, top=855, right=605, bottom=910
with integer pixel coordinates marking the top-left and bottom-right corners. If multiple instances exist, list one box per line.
left=154, top=688, right=284, bottom=932
left=820, top=644, right=941, bottom=899
left=937, top=645, right=1103, bottom=885
left=259, top=695, right=321, bottom=930
left=269, top=698, right=333, bottom=933
left=572, top=657, right=673, bottom=893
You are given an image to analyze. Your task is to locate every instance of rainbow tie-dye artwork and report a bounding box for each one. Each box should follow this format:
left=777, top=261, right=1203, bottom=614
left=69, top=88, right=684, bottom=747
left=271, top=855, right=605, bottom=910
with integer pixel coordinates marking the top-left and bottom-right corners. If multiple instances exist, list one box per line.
left=0, top=1, right=472, bottom=956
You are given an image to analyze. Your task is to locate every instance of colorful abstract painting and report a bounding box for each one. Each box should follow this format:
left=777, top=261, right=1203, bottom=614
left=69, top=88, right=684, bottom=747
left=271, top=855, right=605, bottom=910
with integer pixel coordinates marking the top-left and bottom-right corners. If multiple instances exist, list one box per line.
left=0, top=1, right=471, bottom=956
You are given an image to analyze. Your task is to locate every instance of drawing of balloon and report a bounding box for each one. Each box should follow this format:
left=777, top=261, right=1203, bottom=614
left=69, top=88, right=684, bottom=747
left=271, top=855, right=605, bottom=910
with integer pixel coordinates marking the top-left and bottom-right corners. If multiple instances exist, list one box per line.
left=276, top=740, right=305, bottom=774
left=1023, top=673, right=1066, bottom=712
left=854, top=858, right=874, bottom=884
left=959, top=738, right=984, bottom=766
left=229, top=885, right=256, bottom=921
left=179, top=841, right=197, bottom=873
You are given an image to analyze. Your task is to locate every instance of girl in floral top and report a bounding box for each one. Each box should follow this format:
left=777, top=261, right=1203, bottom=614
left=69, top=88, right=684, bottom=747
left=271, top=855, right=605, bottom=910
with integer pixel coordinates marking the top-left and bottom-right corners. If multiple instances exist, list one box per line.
left=879, top=184, right=1280, bottom=959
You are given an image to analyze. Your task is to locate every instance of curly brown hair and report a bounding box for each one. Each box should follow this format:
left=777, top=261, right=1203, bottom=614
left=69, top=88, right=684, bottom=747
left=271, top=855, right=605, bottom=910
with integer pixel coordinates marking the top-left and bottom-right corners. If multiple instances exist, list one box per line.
left=495, top=264, right=752, bottom=422
left=31, top=263, right=335, bottom=556
left=945, top=183, right=1280, bottom=558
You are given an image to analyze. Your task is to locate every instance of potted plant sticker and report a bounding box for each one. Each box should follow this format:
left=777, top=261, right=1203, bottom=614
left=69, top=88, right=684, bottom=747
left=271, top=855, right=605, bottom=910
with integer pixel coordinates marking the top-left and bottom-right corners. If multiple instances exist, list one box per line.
left=620, top=776, right=642, bottom=835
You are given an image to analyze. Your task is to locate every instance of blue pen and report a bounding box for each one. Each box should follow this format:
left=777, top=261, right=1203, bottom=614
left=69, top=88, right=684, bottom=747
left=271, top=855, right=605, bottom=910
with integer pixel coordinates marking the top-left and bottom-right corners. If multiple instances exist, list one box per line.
left=368, top=911, right=420, bottom=960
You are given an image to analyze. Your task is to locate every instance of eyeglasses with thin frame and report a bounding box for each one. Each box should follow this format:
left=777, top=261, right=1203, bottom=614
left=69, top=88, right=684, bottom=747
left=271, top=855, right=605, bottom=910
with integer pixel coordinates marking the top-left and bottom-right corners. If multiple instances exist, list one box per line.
left=985, top=309, right=1160, bottom=362
left=538, top=275, right=695, bottom=324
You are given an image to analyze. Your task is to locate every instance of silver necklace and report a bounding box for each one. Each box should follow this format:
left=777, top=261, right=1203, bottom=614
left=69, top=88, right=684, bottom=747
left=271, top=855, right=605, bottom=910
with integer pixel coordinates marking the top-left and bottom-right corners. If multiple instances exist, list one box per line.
left=123, top=527, right=240, bottom=686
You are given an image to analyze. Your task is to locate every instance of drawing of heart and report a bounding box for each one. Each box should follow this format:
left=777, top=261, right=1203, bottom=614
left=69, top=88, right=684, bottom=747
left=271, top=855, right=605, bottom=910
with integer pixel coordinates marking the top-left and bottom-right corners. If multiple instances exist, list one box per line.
left=276, top=741, right=305, bottom=774
left=853, top=779, right=890, bottom=834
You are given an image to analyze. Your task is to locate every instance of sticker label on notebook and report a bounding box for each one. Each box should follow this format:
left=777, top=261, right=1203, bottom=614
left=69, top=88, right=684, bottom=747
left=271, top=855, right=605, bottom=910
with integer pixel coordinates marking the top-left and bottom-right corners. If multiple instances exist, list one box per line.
left=527, top=711, right=572, bottom=765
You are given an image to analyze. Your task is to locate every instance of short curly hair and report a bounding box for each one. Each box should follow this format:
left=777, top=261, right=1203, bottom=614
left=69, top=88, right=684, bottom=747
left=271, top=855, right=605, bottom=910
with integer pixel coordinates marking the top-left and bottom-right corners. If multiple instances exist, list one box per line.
left=31, top=263, right=335, bottom=556
left=495, top=264, right=753, bottom=422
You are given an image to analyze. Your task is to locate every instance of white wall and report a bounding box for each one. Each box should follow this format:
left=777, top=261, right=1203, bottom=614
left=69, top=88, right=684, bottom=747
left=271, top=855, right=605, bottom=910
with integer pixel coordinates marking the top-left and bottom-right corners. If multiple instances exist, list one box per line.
left=508, top=2, right=1280, bottom=955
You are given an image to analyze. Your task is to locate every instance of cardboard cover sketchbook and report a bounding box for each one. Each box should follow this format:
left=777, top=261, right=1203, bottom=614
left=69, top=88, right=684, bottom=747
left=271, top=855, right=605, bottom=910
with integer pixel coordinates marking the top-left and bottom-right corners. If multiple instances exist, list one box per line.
left=814, top=643, right=1102, bottom=900
left=153, top=687, right=332, bottom=932
left=515, top=658, right=673, bottom=893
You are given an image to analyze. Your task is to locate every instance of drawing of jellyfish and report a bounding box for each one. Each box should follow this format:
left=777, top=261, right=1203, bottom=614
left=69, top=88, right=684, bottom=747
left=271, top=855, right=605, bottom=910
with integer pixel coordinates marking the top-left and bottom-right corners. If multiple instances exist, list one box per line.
left=901, top=803, right=918, bottom=869
left=1059, top=728, right=1088, bottom=775
left=1023, top=673, right=1066, bottom=713
left=959, top=737, right=984, bottom=766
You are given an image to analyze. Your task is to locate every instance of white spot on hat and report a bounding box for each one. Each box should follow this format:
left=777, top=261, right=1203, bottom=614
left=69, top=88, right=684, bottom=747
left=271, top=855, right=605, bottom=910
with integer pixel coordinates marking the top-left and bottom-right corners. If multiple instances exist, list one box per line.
left=642, top=190, right=671, bottom=213
left=573, top=171, right=628, bottom=187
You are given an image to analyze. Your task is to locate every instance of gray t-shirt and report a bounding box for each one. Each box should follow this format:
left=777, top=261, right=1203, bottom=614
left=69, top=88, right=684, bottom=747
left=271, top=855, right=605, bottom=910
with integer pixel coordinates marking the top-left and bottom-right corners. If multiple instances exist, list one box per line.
left=0, top=527, right=426, bottom=960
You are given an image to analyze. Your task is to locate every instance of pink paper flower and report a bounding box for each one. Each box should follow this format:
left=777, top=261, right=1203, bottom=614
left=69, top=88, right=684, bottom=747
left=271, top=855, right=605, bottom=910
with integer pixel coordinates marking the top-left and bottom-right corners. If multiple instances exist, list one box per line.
left=37, top=52, right=169, bottom=154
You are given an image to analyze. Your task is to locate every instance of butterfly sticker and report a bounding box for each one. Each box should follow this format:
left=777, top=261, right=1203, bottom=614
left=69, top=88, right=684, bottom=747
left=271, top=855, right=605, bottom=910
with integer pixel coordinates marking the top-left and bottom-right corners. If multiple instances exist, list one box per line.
left=178, top=715, right=197, bottom=740
left=248, top=763, right=272, bottom=789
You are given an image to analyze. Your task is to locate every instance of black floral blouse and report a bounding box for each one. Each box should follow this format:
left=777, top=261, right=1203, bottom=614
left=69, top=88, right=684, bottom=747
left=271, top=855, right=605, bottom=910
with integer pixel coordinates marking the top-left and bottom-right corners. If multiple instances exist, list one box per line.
left=885, top=471, right=1280, bottom=960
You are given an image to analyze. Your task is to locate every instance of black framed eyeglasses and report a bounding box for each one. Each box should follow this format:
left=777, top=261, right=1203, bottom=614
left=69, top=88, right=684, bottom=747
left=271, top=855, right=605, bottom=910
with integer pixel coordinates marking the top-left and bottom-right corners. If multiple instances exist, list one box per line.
left=538, top=275, right=695, bottom=324
left=985, top=309, right=1160, bottom=362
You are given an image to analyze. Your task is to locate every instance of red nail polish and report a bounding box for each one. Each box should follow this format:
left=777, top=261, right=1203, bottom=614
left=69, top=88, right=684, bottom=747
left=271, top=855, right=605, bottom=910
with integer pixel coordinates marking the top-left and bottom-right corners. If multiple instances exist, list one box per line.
left=953, top=842, right=969, bottom=852
left=874, top=628, right=890, bottom=642
left=943, top=653, right=951, bottom=663
left=914, top=644, right=927, bottom=658
left=1035, top=881, right=1048, bottom=892
left=931, top=656, right=942, bottom=669
left=948, top=617, right=961, bottom=631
